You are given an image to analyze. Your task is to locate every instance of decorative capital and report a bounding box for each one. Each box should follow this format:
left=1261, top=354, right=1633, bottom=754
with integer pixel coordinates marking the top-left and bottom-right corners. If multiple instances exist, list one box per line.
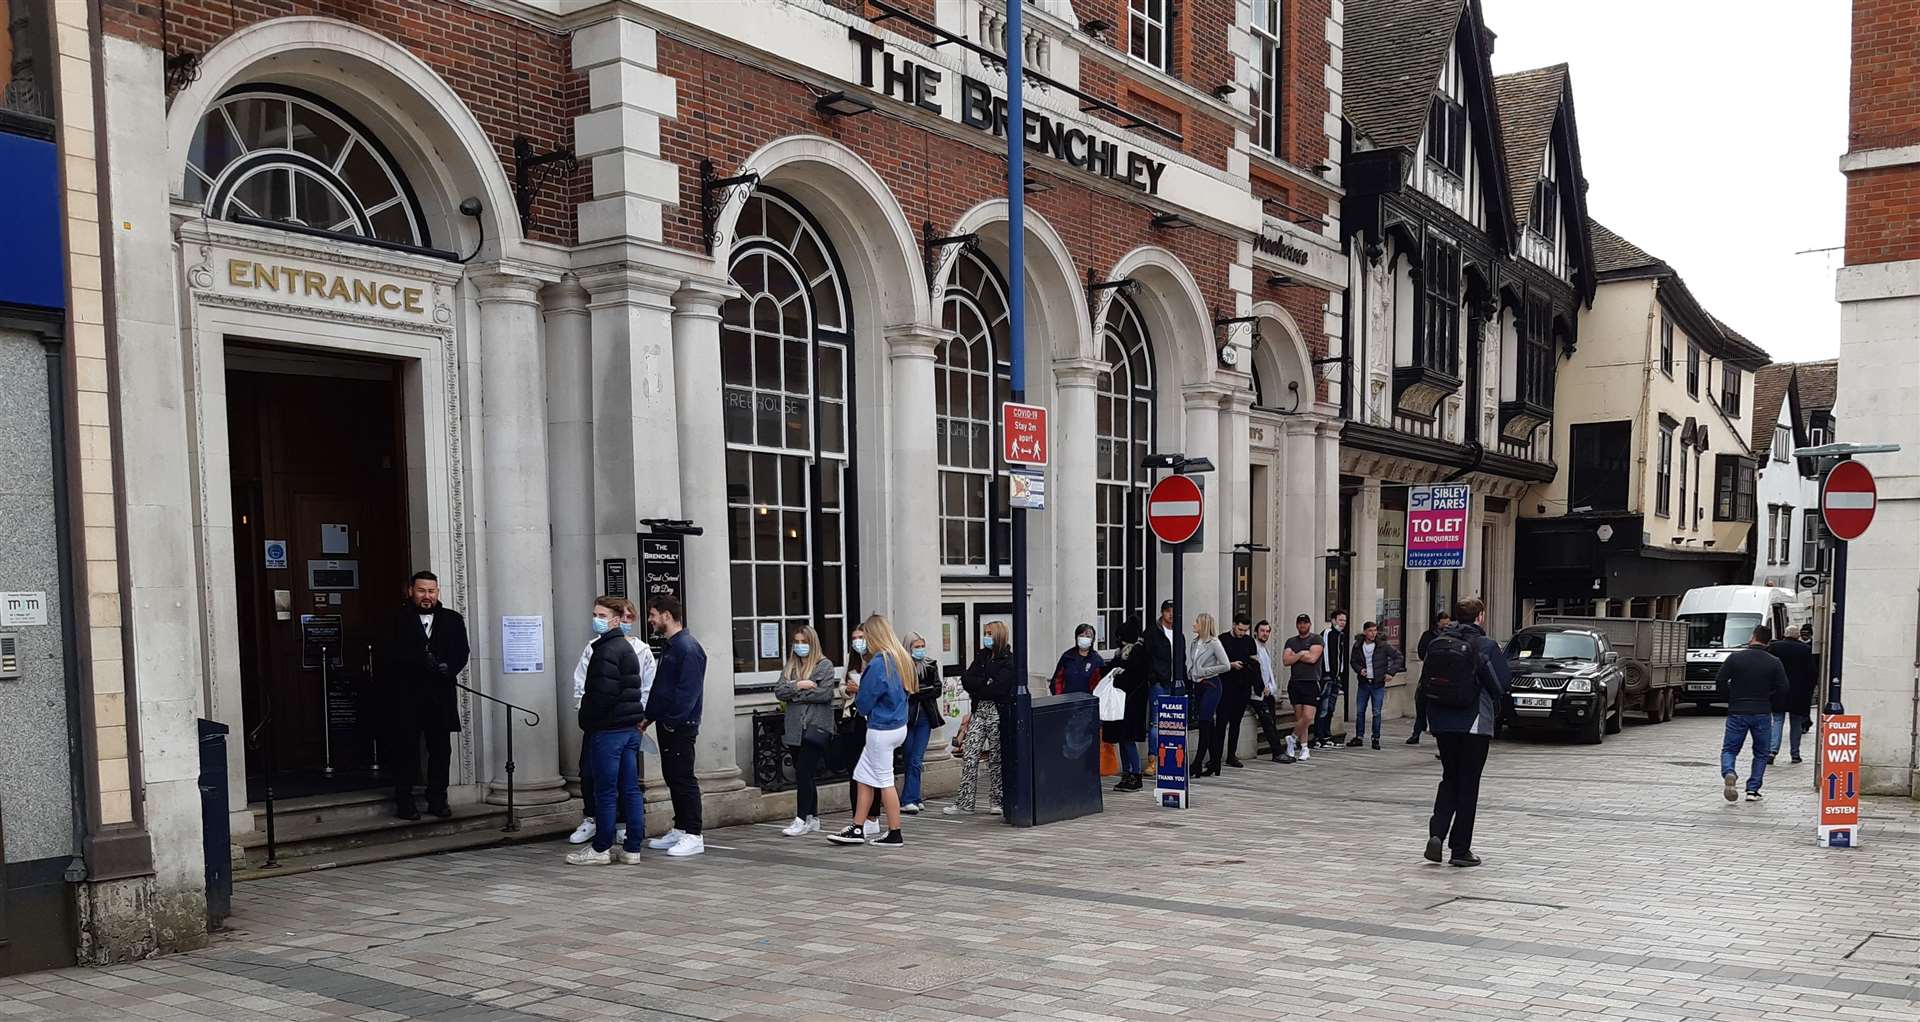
left=672, top=278, right=738, bottom=320
left=470, top=262, right=555, bottom=306
left=886, top=323, right=949, bottom=361
left=1181, top=382, right=1233, bottom=411
left=1052, top=356, right=1108, bottom=389
left=576, top=264, right=681, bottom=312
left=541, top=275, right=590, bottom=312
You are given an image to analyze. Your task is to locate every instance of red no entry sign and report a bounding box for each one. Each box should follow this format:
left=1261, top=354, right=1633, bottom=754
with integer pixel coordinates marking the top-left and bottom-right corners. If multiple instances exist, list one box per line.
left=1148, top=474, right=1204, bottom=545
left=1822, top=460, right=1878, bottom=542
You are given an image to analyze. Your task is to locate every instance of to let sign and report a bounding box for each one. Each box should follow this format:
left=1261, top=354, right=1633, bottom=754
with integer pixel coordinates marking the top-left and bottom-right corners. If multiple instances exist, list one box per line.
left=1819, top=714, right=1863, bottom=847
left=1407, top=484, right=1471, bottom=569
left=1821, top=460, right=1877, bottom=542
left=1002, top=402, right=1048, bottom=465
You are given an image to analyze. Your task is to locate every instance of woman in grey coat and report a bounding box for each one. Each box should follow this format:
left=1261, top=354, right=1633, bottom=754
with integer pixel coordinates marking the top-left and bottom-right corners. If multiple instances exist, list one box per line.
left=774, top=625, right=838, bottom=836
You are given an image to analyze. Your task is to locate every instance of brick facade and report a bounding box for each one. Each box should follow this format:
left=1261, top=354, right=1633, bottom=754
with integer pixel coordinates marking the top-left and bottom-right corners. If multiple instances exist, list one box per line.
left=99, top=0, right=584, bottom=244
left=1844, top=0, right=1920, bottom=265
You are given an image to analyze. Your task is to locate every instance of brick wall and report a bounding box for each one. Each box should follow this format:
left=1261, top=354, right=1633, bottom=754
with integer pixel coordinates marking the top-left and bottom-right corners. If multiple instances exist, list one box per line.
left=1253, top=272, right=1334, bottom=404
left=660, top=31, right=1236, bottom=338
left=100, top=0, right=583, bottom=245
left=1845, top=0, right=1920, bottom=266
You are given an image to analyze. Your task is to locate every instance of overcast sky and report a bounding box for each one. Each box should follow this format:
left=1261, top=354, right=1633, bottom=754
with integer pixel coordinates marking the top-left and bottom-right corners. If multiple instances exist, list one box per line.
left=1480, top=0, right=1849, bottom=364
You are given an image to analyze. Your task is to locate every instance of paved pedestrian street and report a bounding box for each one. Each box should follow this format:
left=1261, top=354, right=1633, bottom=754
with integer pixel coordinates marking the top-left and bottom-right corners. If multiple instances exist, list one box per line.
left=8, top=714, right=1920, bottom=1022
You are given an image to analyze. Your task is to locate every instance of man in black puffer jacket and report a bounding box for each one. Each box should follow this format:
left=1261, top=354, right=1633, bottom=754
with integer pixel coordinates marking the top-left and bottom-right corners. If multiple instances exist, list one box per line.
left=567, top=596, right=646, bottom=866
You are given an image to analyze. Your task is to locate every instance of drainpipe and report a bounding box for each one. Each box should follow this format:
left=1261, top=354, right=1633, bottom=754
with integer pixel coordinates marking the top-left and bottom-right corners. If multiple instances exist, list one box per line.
left=1909, top=585, right=1919, bottom=788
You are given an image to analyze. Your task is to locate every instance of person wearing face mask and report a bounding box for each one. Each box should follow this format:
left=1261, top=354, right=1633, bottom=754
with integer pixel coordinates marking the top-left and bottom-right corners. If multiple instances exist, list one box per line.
left=827, top=613, right=916, bottom=847
left=1051, top=623, right=1106, bottom=696
left=948, top=621, right=1016, bottom=815
left=567, top=600, right=657, bottom=847
left=838, top=625, right=881, bottom=837
left=1105, top=620, right=1153, bottom=791
left=564, top=596, right=648, bottom=865
left=774, top=626, right=838, bottom=836
left=900, top=632, right=944, bottom=815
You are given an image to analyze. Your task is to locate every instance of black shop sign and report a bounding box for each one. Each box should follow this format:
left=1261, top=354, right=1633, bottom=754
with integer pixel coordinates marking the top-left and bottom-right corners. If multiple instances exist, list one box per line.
left=640, top=535, right=686, bottom=654
left=849, top=29, right=1168, bottom=195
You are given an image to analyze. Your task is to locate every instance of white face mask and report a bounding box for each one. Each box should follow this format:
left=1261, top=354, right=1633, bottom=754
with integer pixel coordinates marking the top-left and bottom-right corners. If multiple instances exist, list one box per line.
left=850, top=637, right=868, bottom=655
left=1076, top=635, right=1093, bottom=650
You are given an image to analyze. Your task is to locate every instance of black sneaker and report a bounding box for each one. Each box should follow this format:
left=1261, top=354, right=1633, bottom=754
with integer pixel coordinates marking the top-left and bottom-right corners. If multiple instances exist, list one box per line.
left=1346, top=737, right=1363, bottom=748
left=1226, top=758, right=1245, bottom=769
left=871, top=829, right=904, bottom=848
left=1449, top=852, right=1483, bottom=868
left=826, top=826, right=866, bottom=846
left=1372, top=739, right=1381, bottom=750
left=1406, top=735, right=1421, bottom=745
left=426, top=804, right=453, bottom=819
left=1277, top=753, right=1296, bottom=764
left=1424, top=837, right=1443, bottom=863
left=395, top=803, right=421, bottom=821
left=1790, top=756, right=1803, bottom=764
left=1767, top=755, right=1777, bottom=765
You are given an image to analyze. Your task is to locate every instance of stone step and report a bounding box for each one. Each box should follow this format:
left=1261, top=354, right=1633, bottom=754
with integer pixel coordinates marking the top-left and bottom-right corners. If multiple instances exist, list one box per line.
left=235, top=801, right=573, bottom=871
left=233, top=814, right=575, bottom=882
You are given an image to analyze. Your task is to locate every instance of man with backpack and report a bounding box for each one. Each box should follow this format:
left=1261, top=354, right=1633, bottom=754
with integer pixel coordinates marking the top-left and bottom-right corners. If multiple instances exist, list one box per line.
left=1419, top=597, right=1508, bottom=868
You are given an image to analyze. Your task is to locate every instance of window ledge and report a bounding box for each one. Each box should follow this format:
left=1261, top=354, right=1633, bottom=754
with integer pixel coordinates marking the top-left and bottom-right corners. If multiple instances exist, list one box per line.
left=1498, top=398, right=1553, bottom=444
left=1250, top=149, right=1345, bottom=198
left=1392, top=365, right=1462, bottom=422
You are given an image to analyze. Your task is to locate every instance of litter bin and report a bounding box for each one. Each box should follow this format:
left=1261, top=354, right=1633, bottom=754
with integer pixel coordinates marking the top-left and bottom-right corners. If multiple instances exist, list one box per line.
left=197, top=718, right=231, bottom=928
left=1000, top=692, right=1103, bottom=827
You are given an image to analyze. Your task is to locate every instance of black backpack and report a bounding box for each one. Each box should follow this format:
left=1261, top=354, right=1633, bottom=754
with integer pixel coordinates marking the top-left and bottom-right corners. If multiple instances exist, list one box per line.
left=1417, top=634, right=1481, bottom=710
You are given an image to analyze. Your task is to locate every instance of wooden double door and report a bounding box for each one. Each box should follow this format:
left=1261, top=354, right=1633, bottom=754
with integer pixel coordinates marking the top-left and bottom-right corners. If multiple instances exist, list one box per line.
left=226, top=346, right=409, bottom=797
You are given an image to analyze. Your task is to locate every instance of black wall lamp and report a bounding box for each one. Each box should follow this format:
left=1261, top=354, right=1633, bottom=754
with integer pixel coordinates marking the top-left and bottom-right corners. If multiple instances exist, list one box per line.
left=815, top=91, right=876, bottom=117
left=1081, top=17, right=1113, bottom=35
left=1211, top=83, right=1238, bottom=100
left=1151, top=212, right=1195, bottom=230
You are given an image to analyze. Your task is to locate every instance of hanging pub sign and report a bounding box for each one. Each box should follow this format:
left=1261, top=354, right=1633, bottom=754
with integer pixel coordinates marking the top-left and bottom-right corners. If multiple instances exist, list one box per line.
left=639, top=535, right=687, bottom=655
left=849, top=28, right=1168, bottom=195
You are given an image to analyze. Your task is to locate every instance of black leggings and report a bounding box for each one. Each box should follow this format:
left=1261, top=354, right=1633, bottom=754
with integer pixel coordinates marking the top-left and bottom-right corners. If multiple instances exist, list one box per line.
left=792, top=734, right=827, bottom=819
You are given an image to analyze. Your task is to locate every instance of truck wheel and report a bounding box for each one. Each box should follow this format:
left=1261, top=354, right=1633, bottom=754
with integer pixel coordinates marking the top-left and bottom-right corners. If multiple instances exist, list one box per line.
left=1583, top=702, right=1604, bottom=745
left=1661, top=689, right=1676, bottom=722
left=1605, top=690, right=1623, bottom=735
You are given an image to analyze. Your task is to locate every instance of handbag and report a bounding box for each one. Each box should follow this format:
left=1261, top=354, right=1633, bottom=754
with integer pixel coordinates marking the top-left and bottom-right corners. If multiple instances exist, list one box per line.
left=1094, top=671, right=1127, bottom=722
left=827, top=706, right=868, bottom=771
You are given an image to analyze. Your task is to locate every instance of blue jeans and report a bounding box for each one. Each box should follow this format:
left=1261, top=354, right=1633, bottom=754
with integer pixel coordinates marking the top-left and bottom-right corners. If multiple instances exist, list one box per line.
left=1118, top=739, right=1141, bottom=774
left=587, top=727, right=645, bottom=853
left=1355, top=682, right=1386, bottom=740
left=1770, top=712, right=1807, bottom=759
left=1721, top=714, right=1773, bottom=792
left=900, top=716, right=933, bottom=804
left=1313, top=679, right=1341, bottom=741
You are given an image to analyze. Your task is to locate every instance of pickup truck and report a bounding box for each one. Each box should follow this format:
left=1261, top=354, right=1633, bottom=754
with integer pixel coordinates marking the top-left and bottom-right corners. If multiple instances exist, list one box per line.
left=1501, top=624, right=1626, bottom=745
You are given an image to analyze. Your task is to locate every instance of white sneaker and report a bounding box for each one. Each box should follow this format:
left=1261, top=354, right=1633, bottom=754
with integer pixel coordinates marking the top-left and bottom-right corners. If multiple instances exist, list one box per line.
left=647, top=828, right=686, bottom=850
left=942, top=805, right=969, bottom=816
left=781, top=816, right=811, bottom=836
left=901, top=803, right=923, bottom=815
left=614, top=849, right=644, bottom=865
left=987, top=804, right=1002, bottom=814
left=1298, top=746, right=1311, bottom=761
left=1285, top=736, right=1298, bottom=757
left=665, top=834, right=705, bottom=857
left=861, top=819, right=881, bottom=838
left=565, top=847, right=610, bottom=866
left=567, top=819, right=596, bottom=845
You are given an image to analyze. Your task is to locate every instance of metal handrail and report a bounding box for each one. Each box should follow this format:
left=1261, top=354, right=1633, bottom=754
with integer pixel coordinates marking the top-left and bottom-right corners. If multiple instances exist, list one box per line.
left=451, top=680, right=539, bottom=832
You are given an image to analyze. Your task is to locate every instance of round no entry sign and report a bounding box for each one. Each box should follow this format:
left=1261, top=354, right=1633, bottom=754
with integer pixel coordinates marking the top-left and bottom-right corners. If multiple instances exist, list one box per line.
left=1148, top=475, right=1204, bottom=545
left=1822, top=460, right=1877, bottom=542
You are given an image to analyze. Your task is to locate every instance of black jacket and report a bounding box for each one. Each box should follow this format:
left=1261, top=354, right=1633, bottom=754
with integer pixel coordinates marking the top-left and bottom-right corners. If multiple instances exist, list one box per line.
left=909, top=659, right=945, bottom=728
left=374, top=603, right=471, bottom=733
left=1716, top=645, right=1790, bottom=716
left=1767, top=638, right=1817, bottom=711
left=1321, top=627, right=1349, bottom=682
left=1105, top=640, right=1153, bottom=743
left=962, top=648, right=1018, bottom=704
left=1219, top=633, right=1262, bottom=699
left=578, top=631, right=646, bottom=733
left=1350, top=637, right=1405, bottom=683
left=1144, top=622, right=1179, bottom=687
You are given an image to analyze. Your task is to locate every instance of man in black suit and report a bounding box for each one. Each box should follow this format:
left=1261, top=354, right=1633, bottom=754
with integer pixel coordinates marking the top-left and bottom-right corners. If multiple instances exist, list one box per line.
left=375, top=570, right=470, bottom=819
left=1766, top=628, right=1818, bottom=765
left=1143, top=600, right=1179, bottom=764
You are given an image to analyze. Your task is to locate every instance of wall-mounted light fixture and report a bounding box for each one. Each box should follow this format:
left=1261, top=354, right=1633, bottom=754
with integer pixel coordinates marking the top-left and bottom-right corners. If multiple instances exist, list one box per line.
left=1081, top=17, right=1113, bottom=35
left=1211, top=83, right=1238, bottom=100
left=1024, top=177, right=1054, bottom=195
left=1151, top=212, right=1195, bottom=230
left=815, top=91, right=877, bottom=117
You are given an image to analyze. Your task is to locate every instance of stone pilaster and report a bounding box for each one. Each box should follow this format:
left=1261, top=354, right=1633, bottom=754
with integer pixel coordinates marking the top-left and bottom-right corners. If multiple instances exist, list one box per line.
left=886, top=325, right=946, bottom=646
left=1052, top=357, right=1105, bottom=639
left=473, top=269, right=568, bottom=816
left=1217, top=387, right=1255, bottom=616
left=542, top=277, right=593, bottom=789
left=1180, top=384, right=1227, bottom=616
left=572, top=16, right=679, bottom=243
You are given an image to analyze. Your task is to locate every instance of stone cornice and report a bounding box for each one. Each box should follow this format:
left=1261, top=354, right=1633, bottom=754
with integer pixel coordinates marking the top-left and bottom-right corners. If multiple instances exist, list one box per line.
left=886, top=323, right=949, bottom=360
left=1052, top=356, right=1108, bottom=388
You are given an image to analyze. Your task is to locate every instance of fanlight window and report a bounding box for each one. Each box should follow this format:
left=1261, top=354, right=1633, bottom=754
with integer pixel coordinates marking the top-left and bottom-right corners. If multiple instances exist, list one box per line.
left=183, top=88, right=428, bottom=248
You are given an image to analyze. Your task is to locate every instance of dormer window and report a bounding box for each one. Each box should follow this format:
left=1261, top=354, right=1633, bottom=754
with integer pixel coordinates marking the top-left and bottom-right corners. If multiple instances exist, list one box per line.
left=1529, top=178, right=1558, bottom=240
left=1128, top=0, right=1174, bottom=73
left=1426, top=94, right=1466, bottom=177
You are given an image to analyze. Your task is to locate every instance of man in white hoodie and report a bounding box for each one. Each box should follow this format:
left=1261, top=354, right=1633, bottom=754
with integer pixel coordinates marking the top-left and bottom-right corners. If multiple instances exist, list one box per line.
left=568, top=601, right=657, bottom=846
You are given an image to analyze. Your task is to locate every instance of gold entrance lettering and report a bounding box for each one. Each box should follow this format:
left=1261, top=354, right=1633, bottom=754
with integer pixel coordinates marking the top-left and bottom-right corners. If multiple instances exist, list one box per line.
left=226, top=259, right=425, bottom=314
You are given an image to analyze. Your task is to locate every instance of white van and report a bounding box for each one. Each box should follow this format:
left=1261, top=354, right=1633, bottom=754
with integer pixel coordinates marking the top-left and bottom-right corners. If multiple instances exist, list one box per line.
left=1676, top=585, right=1795, bottom=707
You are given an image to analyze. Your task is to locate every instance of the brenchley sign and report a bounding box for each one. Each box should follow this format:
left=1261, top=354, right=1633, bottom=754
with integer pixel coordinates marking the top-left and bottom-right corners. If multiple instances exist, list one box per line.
left=850, top=29, right=1168, bottom=195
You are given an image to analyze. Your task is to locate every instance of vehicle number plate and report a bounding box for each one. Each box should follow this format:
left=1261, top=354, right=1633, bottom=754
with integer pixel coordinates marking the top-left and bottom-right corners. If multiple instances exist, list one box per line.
left=1686, top=683, right=1716, bottom=692
left=1514, top=696, right=1553, bottom=709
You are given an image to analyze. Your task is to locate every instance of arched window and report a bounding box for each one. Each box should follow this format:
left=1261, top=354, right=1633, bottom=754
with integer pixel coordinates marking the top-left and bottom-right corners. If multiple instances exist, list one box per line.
left=183, top=87, right=428, bottom=248
left=1095, top=295, right=1156, bottom=642
left=721, top=189, right=855, bottom=678
left=936, top=249, right=1013, bottom=575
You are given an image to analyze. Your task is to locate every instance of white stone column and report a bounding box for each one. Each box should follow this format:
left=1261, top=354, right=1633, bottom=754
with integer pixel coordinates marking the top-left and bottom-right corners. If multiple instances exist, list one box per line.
left=1314, top=419, right=1343, bottom=615
left=1218, top=388, right=1255, bottom=615
left=1354, top=479, right=1383, bottom=625
left=886, top=325, right=945, bottom=639
left=1053, top=358, right=1104, bottom=637
left=543, top=277, right=593, bottom=788
left=474, top=270, right=568, bottom=812
left=671, top=282, right=750, bottom=803
left=582, top=270, right=684, bottom=577
left=1181, top=385, right=1224, bottom=617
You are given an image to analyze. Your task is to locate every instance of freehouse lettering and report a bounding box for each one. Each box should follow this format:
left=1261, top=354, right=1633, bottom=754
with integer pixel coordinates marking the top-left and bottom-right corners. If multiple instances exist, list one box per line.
left=850, top=29, right=1168, bottom=195
left=227, top=259, right=425, bottom=314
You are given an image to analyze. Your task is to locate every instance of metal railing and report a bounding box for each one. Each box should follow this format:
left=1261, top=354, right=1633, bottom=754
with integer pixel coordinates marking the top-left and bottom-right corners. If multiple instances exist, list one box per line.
left=452, top=681, right=540, bottom=832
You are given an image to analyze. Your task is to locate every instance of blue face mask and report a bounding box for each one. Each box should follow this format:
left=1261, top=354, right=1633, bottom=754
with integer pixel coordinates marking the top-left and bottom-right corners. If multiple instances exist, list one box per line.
left=619, top=621, right=633, bottom=636
left=792, top=642, right=810, bottom=657
left=590, top=617, right=612, bottom=635
left=980, top=634, right=994, bottom=650
left=851, top=638, right=868, bottom=655
left=910, top=647, right=926, bottom=660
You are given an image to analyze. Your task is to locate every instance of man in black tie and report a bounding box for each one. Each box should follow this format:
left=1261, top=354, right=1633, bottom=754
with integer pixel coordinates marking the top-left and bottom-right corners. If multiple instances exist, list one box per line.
left=375, top=571, right=470, bottom=819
